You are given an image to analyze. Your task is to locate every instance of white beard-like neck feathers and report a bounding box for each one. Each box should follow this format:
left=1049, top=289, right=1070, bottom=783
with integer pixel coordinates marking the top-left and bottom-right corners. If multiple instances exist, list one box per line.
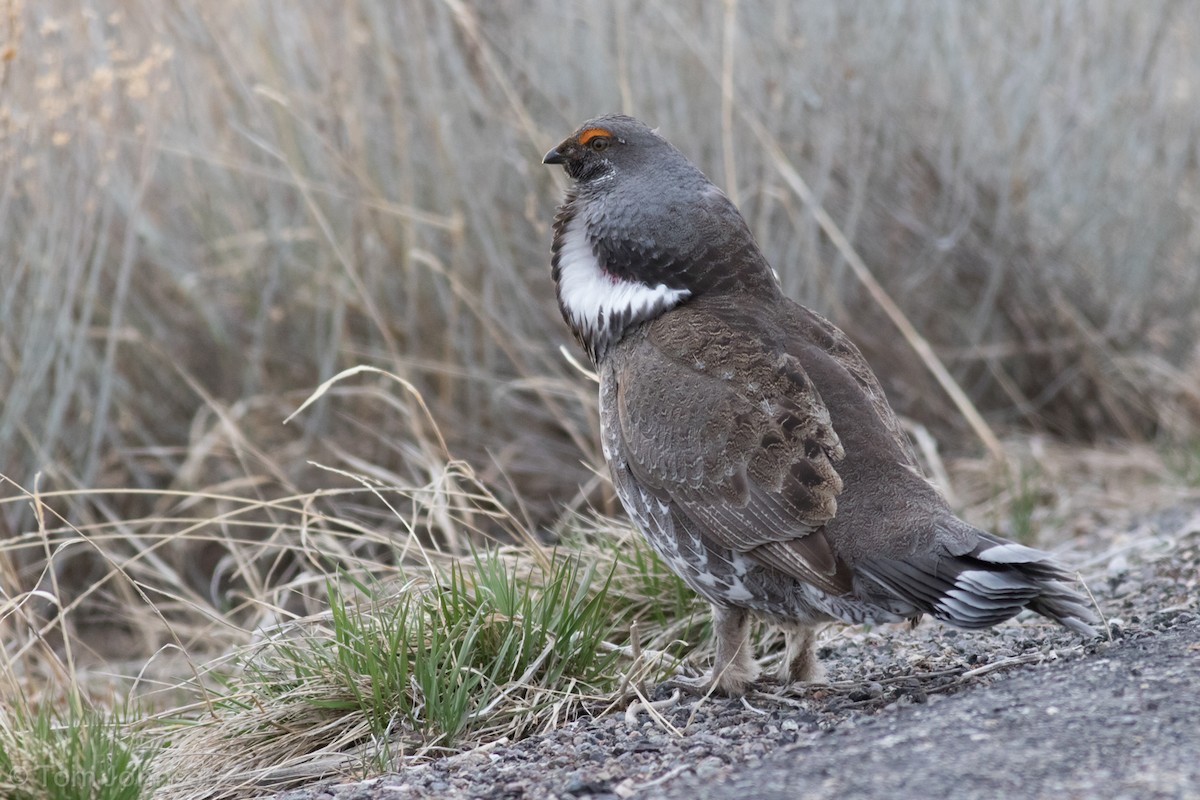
left=554, top=217, right=691, bottom=364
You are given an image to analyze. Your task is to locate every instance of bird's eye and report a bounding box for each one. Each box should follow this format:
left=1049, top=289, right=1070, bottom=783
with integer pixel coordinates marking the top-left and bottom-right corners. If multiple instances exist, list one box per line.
left=589, top=136, right=611, bottom=152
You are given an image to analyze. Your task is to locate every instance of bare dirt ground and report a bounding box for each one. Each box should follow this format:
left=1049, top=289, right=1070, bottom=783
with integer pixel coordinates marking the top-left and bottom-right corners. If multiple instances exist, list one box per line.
left=269, top=502, right=1200, bottom=800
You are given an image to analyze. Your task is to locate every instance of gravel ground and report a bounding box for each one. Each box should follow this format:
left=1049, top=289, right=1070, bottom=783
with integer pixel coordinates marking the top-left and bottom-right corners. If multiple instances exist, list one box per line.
left=270, top=502, right=1200, bottom=800
left=654, top=622, right=1200, bottom=800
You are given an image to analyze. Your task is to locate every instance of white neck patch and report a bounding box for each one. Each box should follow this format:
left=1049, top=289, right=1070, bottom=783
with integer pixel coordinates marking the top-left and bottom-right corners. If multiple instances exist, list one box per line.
left=555, top=217, right=691, bottom=361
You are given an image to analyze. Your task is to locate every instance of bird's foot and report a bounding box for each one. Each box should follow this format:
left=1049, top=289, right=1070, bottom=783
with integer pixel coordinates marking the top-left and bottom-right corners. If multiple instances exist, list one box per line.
left=660, top=672, right=718, bottom=698
left=661, top=666, right=756, bottom=697
left=775, top=659, right=826, bottom=686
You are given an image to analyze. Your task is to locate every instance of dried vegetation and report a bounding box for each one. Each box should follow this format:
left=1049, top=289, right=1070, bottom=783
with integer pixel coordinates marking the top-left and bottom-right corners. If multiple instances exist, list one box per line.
left=1, top=1, right=1198, bottom=797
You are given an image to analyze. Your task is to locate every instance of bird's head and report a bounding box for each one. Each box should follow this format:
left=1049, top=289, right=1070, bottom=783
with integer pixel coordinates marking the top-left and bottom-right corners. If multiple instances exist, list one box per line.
left=542, top=114, right=671, bottom=184
left=542, top=114, right=777, bottom=364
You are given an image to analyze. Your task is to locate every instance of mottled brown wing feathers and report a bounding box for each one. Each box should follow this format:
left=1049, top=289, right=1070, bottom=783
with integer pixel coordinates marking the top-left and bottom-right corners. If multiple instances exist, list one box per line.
left=614, top=312, right=852, bottom=595
left=787, top=306, right=919, bottom=466
left=753, top=539, right=845, bottom=594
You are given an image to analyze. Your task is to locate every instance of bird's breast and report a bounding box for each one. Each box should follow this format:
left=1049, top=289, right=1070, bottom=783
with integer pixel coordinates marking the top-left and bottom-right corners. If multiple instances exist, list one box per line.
left=553, top=214, right=691, bottom=363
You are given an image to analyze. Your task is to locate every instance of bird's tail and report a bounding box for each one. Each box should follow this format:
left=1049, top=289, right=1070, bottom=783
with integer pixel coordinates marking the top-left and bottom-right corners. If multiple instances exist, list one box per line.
left=860, top=519, right=1099, bottom=636
left=966, top=530, right=1099, bottom=636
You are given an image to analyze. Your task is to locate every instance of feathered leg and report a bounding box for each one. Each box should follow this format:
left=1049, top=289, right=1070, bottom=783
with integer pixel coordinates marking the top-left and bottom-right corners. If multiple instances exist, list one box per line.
left=666, top=604, right=759, bottom=696
left=778, top=623, right=824, bottom=684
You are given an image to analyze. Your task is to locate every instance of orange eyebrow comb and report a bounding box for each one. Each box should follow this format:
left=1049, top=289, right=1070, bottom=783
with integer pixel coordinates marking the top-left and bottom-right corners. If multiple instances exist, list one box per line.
left=577, top=127, right=612, bottom=145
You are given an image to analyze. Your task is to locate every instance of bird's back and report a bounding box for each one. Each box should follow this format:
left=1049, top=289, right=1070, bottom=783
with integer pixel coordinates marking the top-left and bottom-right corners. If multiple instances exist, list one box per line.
left=774, top=298, right=953, bottom=563
left=630, top=292, right=1096, bottom=635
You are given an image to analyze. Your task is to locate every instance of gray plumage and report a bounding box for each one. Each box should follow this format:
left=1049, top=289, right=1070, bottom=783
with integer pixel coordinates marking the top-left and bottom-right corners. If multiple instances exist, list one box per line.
left=543, top=115, right=1097, bottom=695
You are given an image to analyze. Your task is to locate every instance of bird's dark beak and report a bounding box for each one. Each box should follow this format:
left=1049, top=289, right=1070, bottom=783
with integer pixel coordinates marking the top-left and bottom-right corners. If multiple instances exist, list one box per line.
left=542, top=145, right=566, bottom=165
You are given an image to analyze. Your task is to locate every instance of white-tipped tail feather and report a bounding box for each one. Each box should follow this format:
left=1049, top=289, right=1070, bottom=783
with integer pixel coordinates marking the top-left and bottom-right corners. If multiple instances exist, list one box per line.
left=972, top=541, right=1054, bottom=564
left=861, top=521, right=1098, bottom=636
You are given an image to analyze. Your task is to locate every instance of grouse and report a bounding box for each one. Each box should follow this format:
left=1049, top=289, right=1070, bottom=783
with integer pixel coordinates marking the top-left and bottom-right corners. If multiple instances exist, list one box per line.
left=543, top=114, right=1097, bottom=695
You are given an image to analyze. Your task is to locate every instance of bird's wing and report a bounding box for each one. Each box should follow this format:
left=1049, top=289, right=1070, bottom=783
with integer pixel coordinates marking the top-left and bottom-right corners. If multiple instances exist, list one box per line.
left=612, top=312, right=853, bottom=596
left=787, top=305, right=919, bottom=465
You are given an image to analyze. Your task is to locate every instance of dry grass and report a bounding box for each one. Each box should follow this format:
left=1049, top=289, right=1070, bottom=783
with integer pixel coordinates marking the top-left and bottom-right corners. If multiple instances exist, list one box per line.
left=3, top=387, right=1197, bottom=798
left=3, top=1, right=1198, bottom=524
left=0, top=372, right=708, bottom=798
left=2, top=0, right=1200, bottom=797
left=0, top=468, right=704, bottom=798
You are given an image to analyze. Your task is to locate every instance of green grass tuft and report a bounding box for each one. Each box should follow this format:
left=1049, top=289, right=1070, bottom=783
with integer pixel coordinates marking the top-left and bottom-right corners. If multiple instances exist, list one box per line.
left=0, top=699, right=158, bottom=800
left=231, top=547, right=623, bottom=755
left=1004, top=465, right=1043, bottom=544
